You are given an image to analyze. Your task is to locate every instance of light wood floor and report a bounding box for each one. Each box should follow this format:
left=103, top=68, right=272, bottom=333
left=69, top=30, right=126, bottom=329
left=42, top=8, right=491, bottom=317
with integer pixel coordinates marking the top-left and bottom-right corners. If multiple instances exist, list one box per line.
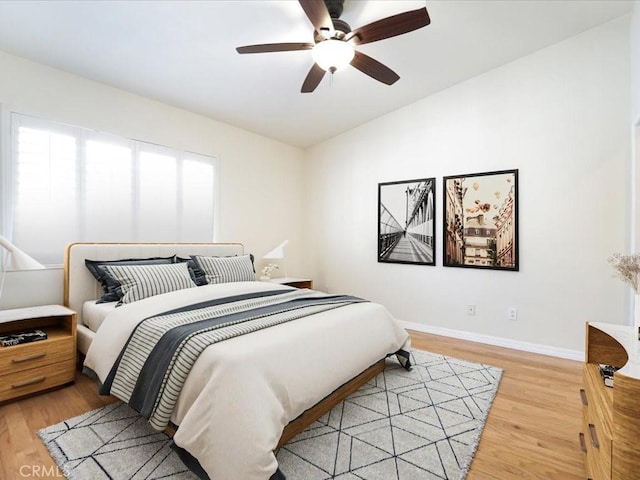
left=0, top=330, right=585, bottom=480
left=410, top=331, right=585, bottom=480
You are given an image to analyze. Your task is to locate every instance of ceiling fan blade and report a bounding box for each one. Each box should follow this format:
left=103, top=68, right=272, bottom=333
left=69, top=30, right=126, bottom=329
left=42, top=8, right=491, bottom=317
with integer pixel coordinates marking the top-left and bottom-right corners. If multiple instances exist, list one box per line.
left=236, top=43, right=314, bottom=54
left=350, top=51, right=399, bottom=85
left=299, top=0, right=333, bottom=33
left=348, top=7, right=430, bottom=46
left=301, top=63, right=326, bottom=93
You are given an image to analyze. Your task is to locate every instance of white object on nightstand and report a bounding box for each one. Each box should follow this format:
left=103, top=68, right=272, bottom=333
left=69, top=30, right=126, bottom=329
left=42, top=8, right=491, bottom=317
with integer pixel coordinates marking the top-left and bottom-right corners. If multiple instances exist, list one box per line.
left=263, top=240, right=289, bottom=277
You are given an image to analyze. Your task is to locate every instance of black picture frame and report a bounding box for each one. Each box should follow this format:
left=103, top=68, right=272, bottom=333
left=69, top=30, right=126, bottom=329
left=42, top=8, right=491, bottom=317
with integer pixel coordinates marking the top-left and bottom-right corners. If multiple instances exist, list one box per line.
left=378, top=178, right=436, bottom=265
left=443, top=169, right=518, bottom=270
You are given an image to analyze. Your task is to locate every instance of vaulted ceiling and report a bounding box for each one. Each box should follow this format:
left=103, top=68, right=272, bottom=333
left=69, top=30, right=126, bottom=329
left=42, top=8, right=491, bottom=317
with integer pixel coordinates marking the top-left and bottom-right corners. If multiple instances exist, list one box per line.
left=0, top=1, right=633, bottom=148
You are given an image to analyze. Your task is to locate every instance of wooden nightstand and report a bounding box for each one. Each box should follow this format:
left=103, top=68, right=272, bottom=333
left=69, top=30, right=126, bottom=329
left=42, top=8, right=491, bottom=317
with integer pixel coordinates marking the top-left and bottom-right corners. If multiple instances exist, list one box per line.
left=270, top=277, right=313, bottom=289
left=0, top=305, right=76, bottom=403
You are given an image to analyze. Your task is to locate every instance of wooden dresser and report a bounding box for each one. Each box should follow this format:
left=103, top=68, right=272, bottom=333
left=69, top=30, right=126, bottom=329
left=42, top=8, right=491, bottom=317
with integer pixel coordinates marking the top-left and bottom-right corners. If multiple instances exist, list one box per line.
left=0, top=305, right=76, bottom=402
left=581, top=322, right=640, bottom=479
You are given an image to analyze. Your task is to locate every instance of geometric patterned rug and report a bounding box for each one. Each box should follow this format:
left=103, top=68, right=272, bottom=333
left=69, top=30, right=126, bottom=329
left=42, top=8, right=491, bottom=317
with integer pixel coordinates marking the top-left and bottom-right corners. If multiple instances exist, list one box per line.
left=277, top=349, right=502, bottom=479
left=39, top=349, right=502, bottom=480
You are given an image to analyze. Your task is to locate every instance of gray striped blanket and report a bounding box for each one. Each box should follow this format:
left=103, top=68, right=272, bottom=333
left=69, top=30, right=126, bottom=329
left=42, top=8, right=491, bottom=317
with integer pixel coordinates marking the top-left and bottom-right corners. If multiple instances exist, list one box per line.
left=100, top=288, right=367, bottom=430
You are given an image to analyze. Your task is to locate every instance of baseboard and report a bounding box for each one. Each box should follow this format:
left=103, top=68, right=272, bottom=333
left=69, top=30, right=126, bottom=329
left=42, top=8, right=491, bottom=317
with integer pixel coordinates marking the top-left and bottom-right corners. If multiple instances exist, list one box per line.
left=401, top=321, right=584, bottom=362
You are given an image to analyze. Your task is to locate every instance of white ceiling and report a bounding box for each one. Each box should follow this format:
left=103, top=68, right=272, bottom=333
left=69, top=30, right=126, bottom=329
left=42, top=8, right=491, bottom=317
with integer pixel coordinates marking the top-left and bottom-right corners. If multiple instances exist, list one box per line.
left=0, top=1, right=633, bottom=148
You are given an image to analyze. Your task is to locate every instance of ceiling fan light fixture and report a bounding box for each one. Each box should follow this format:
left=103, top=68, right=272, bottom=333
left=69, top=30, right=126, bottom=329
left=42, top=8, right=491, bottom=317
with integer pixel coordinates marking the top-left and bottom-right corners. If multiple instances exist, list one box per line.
left=312, top=39, right=354, bottom=73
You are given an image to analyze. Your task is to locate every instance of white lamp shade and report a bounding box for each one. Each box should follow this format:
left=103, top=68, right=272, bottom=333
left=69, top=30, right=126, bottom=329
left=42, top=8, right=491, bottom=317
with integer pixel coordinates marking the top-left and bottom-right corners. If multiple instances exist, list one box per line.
left=263, top=240, right=289, bottom=260
left=0, top=235, right=46, bottom=270
left=312, top=39, right=355, bottom=72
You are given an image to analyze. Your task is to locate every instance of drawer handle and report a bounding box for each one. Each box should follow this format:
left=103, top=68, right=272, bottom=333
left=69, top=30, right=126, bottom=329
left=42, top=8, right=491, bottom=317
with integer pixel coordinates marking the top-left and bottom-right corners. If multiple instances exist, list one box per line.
left=11, top=376, right=46, bottom=388
left=579, top=432, right=587, bottom=453
left=588, top=423, right=599, bottom=448
left=12, top=352, right=46, bottom=363
left=579, top=389, right=588, bottom=406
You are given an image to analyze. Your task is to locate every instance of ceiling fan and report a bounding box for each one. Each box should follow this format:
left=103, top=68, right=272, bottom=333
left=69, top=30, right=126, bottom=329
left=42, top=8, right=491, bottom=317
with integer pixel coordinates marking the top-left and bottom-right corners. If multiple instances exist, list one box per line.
left=236, top=0, right=430, bottom=93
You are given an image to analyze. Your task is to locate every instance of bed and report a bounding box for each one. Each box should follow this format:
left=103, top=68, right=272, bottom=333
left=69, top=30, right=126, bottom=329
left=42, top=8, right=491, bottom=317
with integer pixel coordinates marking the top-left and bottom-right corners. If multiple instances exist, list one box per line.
left=64, top=242, right=411, bottom=480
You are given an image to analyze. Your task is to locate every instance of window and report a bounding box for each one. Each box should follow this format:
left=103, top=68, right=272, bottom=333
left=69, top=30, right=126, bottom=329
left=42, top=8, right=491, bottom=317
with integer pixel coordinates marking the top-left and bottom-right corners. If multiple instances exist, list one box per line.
left=4, top=113, right=217, bottom=264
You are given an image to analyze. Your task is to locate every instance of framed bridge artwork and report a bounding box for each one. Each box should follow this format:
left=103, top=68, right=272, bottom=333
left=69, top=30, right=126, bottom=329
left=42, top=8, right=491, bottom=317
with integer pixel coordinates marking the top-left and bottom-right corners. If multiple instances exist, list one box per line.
left=377, top=177, right=436, bottom=266
left=443, top=169, right=519, bottom=271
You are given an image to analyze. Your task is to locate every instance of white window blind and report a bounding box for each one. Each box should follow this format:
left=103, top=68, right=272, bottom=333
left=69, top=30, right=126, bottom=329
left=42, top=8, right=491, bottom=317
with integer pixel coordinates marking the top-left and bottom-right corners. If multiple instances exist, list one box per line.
left=7, top=113, right=216, bottom=264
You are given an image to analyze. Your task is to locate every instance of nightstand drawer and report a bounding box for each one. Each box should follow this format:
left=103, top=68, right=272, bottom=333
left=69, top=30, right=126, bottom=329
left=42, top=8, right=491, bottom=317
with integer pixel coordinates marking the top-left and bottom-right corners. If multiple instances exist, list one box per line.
left=0, top=337, right=75, bottom=376
left=582, top=414, right=612, bottom=480
left=284, top=280, right=313, bottom=289
left=269, top=278, right=313, bottom=289
left=0, top=357, right=76, bottom=402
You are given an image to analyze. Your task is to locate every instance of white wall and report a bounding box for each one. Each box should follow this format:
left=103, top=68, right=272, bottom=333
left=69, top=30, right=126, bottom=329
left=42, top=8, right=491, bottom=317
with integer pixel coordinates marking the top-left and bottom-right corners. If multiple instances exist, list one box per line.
left=303, top=17, right=631, bottom=355
left=632, top=2, right=640, bottom=123
left=0, top=49, right=306, bottom=307
left=632, top=1, right=640, bottom=247
left=631, top=2, right=640, bottom=336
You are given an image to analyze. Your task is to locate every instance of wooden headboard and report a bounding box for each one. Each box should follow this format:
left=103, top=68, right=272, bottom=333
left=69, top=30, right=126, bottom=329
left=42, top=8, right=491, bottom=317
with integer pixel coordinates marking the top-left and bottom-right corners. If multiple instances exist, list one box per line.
left=64, top=242, right=244, bottom=353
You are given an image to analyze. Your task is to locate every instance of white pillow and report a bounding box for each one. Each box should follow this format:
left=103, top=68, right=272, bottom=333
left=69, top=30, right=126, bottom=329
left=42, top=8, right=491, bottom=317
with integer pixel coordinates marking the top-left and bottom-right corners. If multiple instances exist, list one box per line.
left=103, top=262, right=197, bottom=304
left=191, top=254, right=256, bottom=284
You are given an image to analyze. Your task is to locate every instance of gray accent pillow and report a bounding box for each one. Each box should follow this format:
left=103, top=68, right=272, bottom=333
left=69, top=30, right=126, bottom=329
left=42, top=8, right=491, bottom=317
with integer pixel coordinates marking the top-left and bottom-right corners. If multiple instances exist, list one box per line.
left=174, top=257, right=209, bottom=286
left=190, top=254, right=256, bottom=285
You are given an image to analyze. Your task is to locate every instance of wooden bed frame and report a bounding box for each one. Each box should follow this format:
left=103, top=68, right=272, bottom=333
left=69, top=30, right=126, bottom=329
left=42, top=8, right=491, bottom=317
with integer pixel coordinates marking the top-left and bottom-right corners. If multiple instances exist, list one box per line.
left=278, top=358, right=384, bottom=447
left=63, top=242, right=385, bottom=450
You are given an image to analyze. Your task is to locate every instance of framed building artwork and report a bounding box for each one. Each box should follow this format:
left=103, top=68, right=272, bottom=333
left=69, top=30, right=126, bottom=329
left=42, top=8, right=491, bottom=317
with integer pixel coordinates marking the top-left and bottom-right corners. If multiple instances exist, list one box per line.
left=378, top=177, right=436, bottom=265
left=443, top=169, right=518, bottom=270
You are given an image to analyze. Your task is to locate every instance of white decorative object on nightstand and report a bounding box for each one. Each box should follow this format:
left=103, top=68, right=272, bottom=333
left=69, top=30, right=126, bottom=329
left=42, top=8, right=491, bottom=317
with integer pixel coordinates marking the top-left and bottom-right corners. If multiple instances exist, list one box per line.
left=0, top=305, right=76, bottom=402
left=263, top=240, right=289, bottom=277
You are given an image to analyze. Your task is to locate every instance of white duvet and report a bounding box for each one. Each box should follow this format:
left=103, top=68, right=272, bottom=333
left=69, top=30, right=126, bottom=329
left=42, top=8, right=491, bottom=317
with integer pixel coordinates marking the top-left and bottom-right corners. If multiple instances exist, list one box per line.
left=84, top=281, right=410, bottom=480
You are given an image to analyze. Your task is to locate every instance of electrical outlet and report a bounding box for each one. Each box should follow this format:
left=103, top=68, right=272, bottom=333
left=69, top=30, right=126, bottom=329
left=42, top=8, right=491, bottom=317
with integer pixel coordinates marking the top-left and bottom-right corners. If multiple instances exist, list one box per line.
left=467, top=305, right=476, bottom=316
left=508, top=307, right=517, bottom=321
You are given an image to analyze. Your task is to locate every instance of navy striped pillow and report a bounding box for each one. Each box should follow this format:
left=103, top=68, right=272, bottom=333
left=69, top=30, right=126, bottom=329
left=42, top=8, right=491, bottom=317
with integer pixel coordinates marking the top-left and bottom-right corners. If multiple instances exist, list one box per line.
left=191, top=254, right=255, bottom=284
left=85, top=256, right=175, bottom=303
left=103, top=263, right=196, bottom=304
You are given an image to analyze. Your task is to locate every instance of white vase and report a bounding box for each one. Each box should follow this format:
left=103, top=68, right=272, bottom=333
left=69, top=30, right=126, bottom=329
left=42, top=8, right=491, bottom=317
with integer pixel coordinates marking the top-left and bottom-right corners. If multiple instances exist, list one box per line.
left=635, top=295, right=640, bottom=339
left=259, top=275, right=271, bottom=282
